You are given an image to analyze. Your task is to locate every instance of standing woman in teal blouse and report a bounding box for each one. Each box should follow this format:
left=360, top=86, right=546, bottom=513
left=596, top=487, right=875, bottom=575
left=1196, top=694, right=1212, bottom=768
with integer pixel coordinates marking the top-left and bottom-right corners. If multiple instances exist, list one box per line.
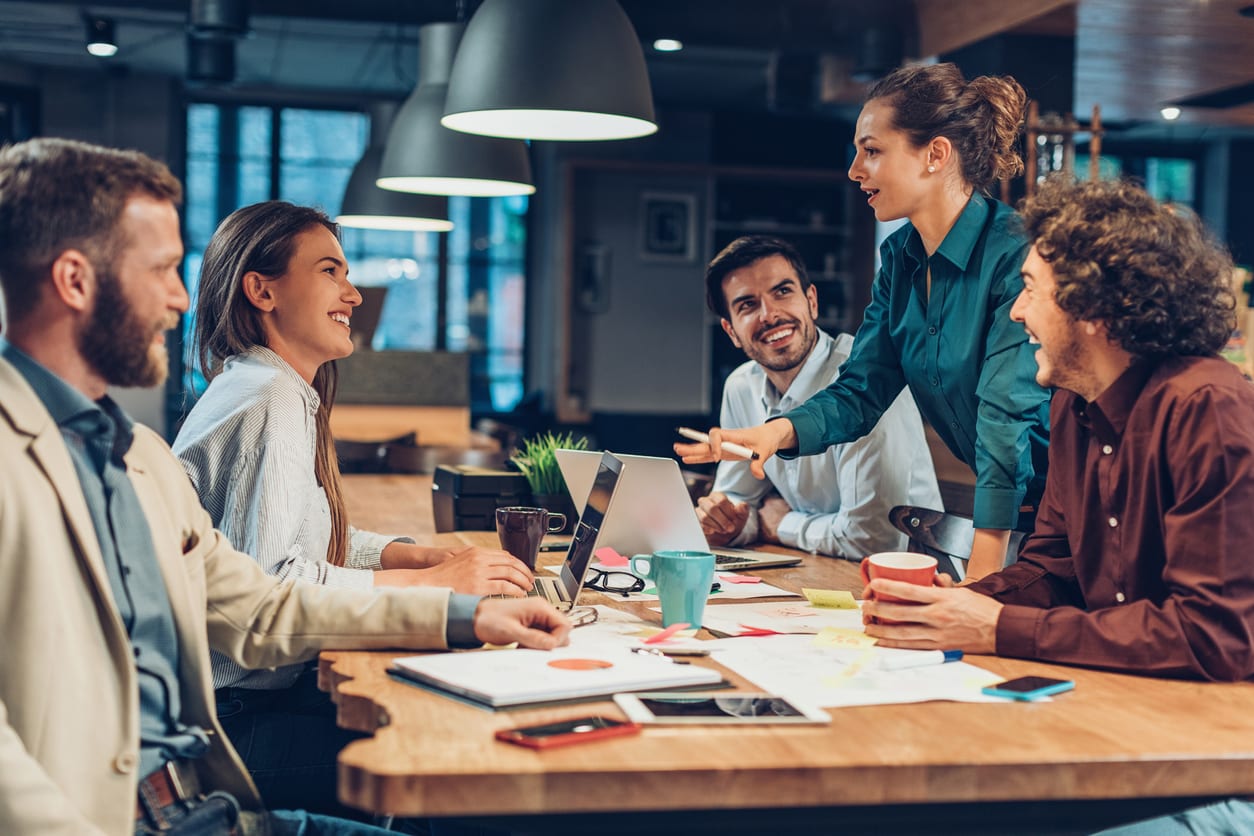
left=679, top=63, right=1050, bottom=580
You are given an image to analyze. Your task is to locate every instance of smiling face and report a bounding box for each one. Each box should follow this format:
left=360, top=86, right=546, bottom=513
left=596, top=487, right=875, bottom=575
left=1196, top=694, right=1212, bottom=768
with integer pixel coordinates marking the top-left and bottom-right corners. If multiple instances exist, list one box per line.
left=78, top=195, right=188, bottom=389
left=847, top=98, right=934, bottom=223
left=719, top=253, right=819, bottom=392
left=252, top=224, right=361, bottom=382
left=1011, top=246, right=1100, bottom=398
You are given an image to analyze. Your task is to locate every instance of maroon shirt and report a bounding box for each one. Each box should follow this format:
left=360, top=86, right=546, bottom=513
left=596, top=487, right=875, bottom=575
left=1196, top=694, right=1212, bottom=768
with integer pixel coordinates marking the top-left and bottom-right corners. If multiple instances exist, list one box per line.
left=968, top=356, right=1254, bottom=681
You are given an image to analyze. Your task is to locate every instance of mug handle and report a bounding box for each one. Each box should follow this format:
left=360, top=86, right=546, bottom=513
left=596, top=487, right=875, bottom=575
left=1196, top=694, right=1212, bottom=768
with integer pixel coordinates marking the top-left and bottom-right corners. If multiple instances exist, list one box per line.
left=629, top=555, right=652, bottom=581
left=859, top=558, right=872, bottom=586
left=545, top=513, right=566, bottom=533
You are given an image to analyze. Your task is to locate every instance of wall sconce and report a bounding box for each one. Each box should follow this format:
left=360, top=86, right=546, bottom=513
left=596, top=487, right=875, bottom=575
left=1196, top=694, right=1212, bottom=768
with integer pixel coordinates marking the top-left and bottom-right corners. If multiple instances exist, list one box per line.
left=85, top=16, right=118, bottom=57
left=377, top=22, right=533, bottom=198
left=441, top=0, right=657, bottom=142
left=339, top=102, right=454, bottom=232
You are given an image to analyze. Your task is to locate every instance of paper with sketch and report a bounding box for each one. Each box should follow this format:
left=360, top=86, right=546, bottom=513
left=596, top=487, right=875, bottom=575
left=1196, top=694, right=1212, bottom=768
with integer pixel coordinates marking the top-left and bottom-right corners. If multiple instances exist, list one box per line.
left=391, top=640, right=721, bottom=708
left=694, top=601, right=866, bottom=636
left=705, top=635, right=1005, bottom=708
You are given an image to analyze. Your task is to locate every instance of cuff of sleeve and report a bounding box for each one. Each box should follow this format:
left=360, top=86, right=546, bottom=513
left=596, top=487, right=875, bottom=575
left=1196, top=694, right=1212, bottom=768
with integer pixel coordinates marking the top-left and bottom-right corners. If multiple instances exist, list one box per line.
left=322, top=563, right=377, bottom=590
left=994, top=604, right=1044, bottom=659
left=775, top=511, right=805, bottom=549
left=972, top=486, right=1023, bottom=530
left=778, top=410, right=820, bottom=458
left=731, top=507, right=760, bottom=547
left=445, top=593, right=483, bottom=648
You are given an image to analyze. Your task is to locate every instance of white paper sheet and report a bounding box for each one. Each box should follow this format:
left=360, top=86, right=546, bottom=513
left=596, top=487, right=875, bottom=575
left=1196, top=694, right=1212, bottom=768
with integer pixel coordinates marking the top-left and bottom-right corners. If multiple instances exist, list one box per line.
left=688, top=600, right=866, bottom=635
left=705, top=634, right=1006, bottom=708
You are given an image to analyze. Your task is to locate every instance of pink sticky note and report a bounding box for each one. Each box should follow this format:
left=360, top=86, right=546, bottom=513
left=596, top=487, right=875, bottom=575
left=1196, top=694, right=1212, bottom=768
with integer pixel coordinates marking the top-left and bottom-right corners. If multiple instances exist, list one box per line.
left=643, top=622, right=690, bottom=644
left=595, top=547, right=629, bottom=567
left=718, top=573, right=762, bottom=584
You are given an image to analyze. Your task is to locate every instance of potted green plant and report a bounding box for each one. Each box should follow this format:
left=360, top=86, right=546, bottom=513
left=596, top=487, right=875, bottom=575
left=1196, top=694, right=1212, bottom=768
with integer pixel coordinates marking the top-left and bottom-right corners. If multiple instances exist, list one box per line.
left=510, top=431, right=588, bottom=533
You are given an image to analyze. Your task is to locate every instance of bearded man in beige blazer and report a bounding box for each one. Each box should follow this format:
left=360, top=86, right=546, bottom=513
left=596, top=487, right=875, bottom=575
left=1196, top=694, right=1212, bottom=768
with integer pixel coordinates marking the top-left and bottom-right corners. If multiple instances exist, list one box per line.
left=0, top=138, right=570, bottom=835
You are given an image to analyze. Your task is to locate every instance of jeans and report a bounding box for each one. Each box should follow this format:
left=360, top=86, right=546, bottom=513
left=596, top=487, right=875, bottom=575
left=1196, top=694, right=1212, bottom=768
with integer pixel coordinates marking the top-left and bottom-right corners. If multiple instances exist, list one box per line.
left=1095, top=799, right=1254, bottom=835
left=216, top=664, right=368, bottom=821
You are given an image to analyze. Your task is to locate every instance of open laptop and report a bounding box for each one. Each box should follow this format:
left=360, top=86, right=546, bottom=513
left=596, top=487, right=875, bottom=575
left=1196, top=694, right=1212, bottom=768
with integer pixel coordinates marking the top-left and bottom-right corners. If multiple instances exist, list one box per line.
left=528, top=450, right=624, bottom=609
left=555, top=449, right=802, bottom=572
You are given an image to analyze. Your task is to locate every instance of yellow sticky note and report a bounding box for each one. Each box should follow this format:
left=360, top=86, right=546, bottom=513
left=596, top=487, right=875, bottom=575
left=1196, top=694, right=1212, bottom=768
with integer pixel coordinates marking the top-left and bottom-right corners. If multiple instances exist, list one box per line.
left=813, top=627, right=877, bottom=649
left=802, top=588, right=858, bottom=609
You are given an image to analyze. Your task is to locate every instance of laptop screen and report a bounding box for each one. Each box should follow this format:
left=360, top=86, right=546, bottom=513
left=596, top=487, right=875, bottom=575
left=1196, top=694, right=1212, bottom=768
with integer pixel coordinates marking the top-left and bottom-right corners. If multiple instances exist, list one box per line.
left=559, top=451, right=622, bottom=598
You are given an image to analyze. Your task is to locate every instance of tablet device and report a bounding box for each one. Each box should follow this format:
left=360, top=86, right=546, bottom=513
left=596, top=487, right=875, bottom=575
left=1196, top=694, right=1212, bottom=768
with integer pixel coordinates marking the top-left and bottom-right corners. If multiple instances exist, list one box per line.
left=613, top=692, right=830, bottom=725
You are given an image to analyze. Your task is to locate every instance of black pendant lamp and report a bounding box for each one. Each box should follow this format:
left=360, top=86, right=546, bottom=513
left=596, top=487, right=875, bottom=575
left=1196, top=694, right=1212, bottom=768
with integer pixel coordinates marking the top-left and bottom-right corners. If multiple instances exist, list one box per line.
left=338, top=102, right=453, bottom=232
left=441, top=0, right=657, bottom=141
left=377, top=23, right=534, bottom=198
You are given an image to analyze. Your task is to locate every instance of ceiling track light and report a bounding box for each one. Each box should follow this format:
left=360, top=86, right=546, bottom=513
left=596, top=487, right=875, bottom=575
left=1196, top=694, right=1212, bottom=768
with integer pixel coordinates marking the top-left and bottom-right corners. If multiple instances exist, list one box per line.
left=186, top=33, right=236, bottom=84
left=85, top=16, right=118, bottom=58
left=190, top=0, right=250, bottom=37
left=441, top=0, right=657, bottom=142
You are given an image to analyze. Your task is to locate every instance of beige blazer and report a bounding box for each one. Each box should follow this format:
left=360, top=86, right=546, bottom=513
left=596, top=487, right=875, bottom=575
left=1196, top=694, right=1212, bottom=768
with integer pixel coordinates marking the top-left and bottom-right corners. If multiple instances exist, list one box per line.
left=0, top=356, right=452, bottom=835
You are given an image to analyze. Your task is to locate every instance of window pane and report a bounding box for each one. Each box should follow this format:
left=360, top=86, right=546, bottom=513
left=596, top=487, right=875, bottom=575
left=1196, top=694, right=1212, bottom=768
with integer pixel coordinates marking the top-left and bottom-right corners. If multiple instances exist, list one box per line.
left=1146, top=158, right=1195, bottom=207
left=277, top=108, right=367, bottom=215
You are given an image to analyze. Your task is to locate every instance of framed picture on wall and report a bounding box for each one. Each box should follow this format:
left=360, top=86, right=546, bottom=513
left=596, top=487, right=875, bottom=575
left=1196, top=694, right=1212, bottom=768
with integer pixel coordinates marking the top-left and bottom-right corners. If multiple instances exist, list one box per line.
left=639, top=191, right=697, bottom=262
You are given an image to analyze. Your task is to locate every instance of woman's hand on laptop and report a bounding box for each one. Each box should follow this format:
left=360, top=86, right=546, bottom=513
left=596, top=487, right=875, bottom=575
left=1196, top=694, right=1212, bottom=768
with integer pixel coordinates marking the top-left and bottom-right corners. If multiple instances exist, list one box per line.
left=474, top=598, right=572, bottom=649
left=374, top=547, right=534, bottom=597
left=674, top=421, right=797, bottom=480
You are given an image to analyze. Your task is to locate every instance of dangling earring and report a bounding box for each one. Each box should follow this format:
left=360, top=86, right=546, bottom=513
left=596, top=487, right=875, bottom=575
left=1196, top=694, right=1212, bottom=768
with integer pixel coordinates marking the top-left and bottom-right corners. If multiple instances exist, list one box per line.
left=927, top=164, right=936, bottom=173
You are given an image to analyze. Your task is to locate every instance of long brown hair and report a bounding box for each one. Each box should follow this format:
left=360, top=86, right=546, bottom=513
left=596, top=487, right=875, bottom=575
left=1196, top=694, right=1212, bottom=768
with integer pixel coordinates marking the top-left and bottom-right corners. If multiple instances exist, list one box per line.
left=193, top=201, right=349, bottom=566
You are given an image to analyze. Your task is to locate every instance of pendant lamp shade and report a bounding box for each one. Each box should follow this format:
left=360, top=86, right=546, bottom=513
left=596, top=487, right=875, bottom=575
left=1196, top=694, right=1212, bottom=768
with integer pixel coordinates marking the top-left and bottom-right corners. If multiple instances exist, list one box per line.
left=441, top=0, right=657, bottom=142
left=338, top=103, right=453, bottom=231
left=377, top=23, right=534, bottom=198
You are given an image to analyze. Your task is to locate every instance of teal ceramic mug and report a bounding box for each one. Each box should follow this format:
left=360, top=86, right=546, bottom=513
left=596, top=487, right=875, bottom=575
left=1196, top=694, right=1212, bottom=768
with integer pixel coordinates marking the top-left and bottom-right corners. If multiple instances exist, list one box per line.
left=629, top=550, right=716, bottom=628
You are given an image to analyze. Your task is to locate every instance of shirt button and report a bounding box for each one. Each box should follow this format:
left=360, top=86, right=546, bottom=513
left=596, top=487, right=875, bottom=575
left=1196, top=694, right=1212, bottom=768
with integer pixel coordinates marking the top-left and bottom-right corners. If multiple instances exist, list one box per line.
left=1115, top=592, right=1126, bottom=603
left=113, top=752, right=137, bottom=774
left=1102, top=445, right=1113, bottom=455
left=950, top=421, right=959, bottom=430
left=1108, top=517, right=1118, bottom=528
left=931, top=378, right=940, bottom=387
left=928, top=326, right=937, bottom=335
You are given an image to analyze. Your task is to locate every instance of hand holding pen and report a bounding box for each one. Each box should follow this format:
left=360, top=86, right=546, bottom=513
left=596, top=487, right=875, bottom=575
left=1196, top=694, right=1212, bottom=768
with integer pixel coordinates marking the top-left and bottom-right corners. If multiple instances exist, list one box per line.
left=673, top=421, right=798, bottom=481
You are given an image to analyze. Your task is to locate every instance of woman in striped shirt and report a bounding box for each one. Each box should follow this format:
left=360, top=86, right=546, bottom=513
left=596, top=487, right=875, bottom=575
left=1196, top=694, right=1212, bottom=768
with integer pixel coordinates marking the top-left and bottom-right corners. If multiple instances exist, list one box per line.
left=174, top=200, right=533, bottom=817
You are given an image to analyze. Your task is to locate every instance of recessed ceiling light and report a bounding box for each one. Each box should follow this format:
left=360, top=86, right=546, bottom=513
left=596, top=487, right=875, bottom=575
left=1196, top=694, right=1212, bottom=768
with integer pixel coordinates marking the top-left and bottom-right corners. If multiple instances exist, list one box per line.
left=653, top=38, right=684, bottom=52
left=1160, top=106, right=1182, bottom=121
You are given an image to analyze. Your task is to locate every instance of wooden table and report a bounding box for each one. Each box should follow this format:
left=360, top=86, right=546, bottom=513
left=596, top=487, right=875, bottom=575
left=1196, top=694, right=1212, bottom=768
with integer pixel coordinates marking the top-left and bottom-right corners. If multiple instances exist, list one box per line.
left=326, top=476, right=1254, bottom=833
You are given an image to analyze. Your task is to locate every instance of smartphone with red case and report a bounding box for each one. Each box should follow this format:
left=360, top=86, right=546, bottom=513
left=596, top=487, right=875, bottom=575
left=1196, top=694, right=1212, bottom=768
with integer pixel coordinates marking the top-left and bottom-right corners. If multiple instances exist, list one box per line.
left=494, top=715, right=642, bottom=749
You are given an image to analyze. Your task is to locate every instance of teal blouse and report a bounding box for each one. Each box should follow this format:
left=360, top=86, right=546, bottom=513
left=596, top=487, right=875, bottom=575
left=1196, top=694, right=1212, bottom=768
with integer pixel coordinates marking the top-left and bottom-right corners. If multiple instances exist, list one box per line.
left=784, top=193, right=1050, bottom=530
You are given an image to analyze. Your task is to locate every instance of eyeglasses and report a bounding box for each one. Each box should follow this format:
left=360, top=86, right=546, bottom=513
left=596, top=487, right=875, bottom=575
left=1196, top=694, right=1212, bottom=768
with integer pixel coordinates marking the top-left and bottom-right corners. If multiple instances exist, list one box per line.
left=583, top=568, right=645, bottom=598
left=569, top=606, right=598, bottom=628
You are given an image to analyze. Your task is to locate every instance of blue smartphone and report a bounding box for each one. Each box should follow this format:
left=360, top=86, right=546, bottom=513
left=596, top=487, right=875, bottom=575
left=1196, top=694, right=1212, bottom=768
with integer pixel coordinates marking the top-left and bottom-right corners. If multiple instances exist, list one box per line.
left=981, top=675, right=1075, bottom=701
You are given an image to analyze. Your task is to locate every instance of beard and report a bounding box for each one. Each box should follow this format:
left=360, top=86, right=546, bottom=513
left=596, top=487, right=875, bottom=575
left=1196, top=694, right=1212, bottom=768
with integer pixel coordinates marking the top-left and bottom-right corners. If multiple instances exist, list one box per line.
left=740, top=316, right=818, bottom=374
left=78, top=264, right=176, bottom=389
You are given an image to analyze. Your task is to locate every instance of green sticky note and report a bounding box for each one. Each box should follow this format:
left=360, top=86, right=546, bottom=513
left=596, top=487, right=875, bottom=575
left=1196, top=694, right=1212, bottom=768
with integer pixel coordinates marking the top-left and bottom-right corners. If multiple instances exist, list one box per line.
left=802, top=587, right=857, bottom=609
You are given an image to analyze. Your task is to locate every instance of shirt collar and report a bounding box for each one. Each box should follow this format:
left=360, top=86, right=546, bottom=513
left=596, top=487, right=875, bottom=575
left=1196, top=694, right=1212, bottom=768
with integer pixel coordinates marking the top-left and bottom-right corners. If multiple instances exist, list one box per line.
left=903, top=192, right=990, bottom=273
left=0, top=337, right=135, bottom=455
left=227, top=345, right=321, bottom=412
left=1072, top=358, right=1157, bottom=441
left=757, top=329, right=838, bottom=413
left=0, top=338, right=105, bottom=427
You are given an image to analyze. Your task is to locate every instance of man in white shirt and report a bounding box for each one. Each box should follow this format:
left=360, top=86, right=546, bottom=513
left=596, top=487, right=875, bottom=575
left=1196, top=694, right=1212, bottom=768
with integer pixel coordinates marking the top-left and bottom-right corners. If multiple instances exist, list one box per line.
left=698, top=236, right=941, bottom=559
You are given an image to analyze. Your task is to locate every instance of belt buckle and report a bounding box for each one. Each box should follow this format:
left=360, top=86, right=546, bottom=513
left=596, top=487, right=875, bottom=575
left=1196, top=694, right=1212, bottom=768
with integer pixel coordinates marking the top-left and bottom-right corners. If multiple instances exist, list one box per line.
left=163, top=760, right=190, bottom=802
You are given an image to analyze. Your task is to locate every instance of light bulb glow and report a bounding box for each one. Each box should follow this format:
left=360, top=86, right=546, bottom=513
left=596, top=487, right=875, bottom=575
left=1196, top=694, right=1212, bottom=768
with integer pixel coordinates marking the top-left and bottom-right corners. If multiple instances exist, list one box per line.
left=653, top=38, right=683, bottom=52
left=376, top=176, right=536, bottom=198
left=335, top=214, right=454, bottom=232
left=1160, top=106, right=1182, bottom=121
left=442, top=109, right=658, bottom=142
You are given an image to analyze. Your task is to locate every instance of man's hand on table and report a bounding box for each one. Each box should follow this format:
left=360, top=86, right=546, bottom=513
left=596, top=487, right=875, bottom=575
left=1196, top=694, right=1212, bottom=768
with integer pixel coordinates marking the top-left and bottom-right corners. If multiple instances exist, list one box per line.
left=474, top=598, right=572, bottom=649
left=861, top=578, right=1002, bottom=655
left=756, top=496, right=789, bottom=544
left=696, top=491, right=750, bottom=547
left=375, top=546, right=534, bottom=597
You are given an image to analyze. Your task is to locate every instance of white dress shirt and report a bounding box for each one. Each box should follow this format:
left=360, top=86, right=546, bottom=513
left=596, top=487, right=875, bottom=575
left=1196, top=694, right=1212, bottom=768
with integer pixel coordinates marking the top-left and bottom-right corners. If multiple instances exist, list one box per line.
left=174, top=346, right=406, bottom=688
left=714, top=329, right=943, bottom=559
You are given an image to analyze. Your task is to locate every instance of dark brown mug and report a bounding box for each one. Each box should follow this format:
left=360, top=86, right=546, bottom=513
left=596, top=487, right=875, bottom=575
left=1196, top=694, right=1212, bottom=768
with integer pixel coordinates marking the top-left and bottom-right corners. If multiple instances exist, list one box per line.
left=495, top=506, right=567, bottom=569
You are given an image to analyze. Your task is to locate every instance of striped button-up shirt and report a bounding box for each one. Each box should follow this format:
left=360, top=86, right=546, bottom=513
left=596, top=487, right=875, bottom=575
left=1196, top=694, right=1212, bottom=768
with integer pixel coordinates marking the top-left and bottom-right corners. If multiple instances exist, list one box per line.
left=174, top=346, right=407, bottom=689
